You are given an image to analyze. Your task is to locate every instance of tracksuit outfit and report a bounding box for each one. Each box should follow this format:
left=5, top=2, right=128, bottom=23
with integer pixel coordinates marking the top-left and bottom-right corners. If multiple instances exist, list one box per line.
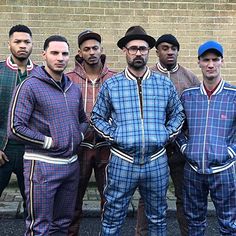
left=176, top=80, right=236, bottom=235
left=8, top=66, right=88, bottom=236
left=91, top=67, right=185, bottom=236
left=0, top=56, right=35, bottom=217
left=136, top=62, right=200, bottom=236
left=66, top=54, right=116, bottom=235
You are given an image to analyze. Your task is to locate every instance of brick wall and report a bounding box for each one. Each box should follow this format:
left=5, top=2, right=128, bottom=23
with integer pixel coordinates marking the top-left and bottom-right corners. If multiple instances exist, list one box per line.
left=0, top=0, right=236, bottom=84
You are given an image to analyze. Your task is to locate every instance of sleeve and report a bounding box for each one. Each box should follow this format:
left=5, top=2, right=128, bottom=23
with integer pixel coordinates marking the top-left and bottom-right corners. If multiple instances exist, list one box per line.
left=78, top=92, right=89, bottom=136
left=165, top=82, right=185, bottom=140
left=228, top=144, right=236, bottom=158
left=8, top=81, right=52, bottom=149
left=175, top=93, right=188, bottom=153
left=90, top=82, right=116, bottom=141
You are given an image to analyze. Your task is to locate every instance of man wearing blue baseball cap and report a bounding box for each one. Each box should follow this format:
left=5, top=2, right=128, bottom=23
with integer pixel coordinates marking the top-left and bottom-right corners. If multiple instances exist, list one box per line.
left=176, top=40, right=236, bottom=235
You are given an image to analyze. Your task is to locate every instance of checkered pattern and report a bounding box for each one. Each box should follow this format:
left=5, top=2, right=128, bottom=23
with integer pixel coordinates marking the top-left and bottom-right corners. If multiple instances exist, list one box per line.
left=100, top=153, right=169, bottom=236
left=0, top=56, right=35, bottom=150
left=24, top=158, right=80, bottom=235
left=183, top=163, right=236, bottom=235
left=8, top=66, right=88, bottom=160
left=91, top=67, right=185, bottom=165
left=177, top=80, right=236, bottom=174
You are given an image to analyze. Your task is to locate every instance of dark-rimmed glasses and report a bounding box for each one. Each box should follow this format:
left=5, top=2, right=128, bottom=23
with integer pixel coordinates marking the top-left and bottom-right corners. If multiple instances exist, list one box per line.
left=125, top=46, right=150, bottom=55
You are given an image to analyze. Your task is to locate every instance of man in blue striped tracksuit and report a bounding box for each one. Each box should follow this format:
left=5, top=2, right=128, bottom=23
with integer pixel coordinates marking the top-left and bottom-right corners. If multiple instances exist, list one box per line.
left=176, top=41, right=236, bottom=235
left=91, top=26, right=185, bottom=236
left=8, top=35, right=88, bottom=236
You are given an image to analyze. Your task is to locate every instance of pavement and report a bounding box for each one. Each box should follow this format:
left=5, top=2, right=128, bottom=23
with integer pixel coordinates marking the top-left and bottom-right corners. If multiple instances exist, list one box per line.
left=0, top=175, right=216, bottom=219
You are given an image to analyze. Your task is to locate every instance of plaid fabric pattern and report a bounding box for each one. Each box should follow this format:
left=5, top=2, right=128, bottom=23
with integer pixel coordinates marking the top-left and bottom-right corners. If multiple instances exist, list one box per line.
left=176, top=80, right=236, bottom=174
left=100, top=153, right=169, bottom=236
left=67, top=54, right=116, bottom=148
left=0, top=56, right=35, bottom=150
left=24, top=158, right=80, bottom=235
left=8, top=66, right=88, bottom=160
left=91, top=67, right=185, bottom=165
left=183, top=162, right=236, bottom=235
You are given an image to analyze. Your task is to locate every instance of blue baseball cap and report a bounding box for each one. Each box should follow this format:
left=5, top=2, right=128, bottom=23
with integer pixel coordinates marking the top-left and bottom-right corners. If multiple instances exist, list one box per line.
left=198, top=40, right=223, bottom=58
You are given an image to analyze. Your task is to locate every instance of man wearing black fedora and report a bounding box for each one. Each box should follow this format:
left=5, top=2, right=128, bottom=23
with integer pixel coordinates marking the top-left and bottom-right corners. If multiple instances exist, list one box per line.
left=91, top=26, right=185, bottom=235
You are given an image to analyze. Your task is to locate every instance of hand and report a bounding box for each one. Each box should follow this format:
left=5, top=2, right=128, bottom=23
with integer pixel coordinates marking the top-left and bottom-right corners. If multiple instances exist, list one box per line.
left=0, top=150, right=9, bottom=166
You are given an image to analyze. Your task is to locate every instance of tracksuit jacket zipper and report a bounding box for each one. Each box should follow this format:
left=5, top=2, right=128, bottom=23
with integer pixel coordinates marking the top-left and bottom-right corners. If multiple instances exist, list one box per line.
left=202, top=97, right=211, bottom=174
left=50, top=78, right=74, bottom=152
left=136, top=77, right=145, bottom=164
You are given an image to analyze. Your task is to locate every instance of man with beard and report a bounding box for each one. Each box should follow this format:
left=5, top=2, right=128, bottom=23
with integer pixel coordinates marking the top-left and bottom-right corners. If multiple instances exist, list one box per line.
left=8, top=35, right=88, bottom=235
left=135, top=34, right=200, bottom=236
left=91, top=26, right=185, bottom=235
left=0, top=24, right=35, bottom=218
left=66, top=30, right=116, bottom=236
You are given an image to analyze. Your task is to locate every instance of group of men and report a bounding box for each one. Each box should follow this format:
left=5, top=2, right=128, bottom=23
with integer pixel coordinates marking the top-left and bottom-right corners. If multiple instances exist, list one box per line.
left=0, top=24, right=235, bottom=236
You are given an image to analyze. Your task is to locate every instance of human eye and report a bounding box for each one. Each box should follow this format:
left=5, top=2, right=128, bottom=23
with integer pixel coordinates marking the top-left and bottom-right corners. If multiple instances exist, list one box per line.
left=139, top=46, right=149, bottom=53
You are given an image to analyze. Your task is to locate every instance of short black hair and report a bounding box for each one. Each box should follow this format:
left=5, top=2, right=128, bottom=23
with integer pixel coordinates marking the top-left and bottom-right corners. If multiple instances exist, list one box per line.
left=43, top=35, right=69, bottom=50
left=9, top=24, right=32, bottom=38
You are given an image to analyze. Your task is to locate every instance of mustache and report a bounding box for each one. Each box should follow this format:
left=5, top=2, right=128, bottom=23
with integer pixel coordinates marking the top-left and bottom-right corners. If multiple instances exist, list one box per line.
left=133, top=56, right=144, bottom=62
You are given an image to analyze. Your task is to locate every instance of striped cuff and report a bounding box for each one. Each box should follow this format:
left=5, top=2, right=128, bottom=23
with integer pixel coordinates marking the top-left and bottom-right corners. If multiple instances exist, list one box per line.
left=180, top=144, right=187, bottom=154
left=81, top=132, right=84, bottom=141
left=43, top=136, right=53, bottom=149
left=228, top=147, right=236, bottom=158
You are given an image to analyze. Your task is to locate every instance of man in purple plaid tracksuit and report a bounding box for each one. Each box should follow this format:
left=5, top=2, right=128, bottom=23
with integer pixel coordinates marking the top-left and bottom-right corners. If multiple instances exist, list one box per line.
left=177, top=41, right=236, bottom=235
left=91, top=26, right=185, bottom=236
left=8, top=35, right=88, bottom=235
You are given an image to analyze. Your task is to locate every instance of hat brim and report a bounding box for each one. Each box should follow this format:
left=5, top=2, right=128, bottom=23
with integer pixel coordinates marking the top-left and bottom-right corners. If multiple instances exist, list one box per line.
left=78, top=32, right=101, bottom=47
left=117, top=34, right=156, bottom=49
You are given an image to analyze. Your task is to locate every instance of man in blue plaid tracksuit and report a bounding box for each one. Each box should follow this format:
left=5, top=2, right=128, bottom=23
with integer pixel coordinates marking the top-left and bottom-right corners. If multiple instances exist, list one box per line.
left=177, top=41, right=236, bottom=236
left=91, top=26, right=185, bottom=236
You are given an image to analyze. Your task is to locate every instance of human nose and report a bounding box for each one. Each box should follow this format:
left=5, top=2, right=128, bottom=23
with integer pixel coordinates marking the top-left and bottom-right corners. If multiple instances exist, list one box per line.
left=207, top=60, right=214, bottom=67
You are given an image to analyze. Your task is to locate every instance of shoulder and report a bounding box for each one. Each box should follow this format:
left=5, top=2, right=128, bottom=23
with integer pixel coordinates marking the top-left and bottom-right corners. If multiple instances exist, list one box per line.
left=223, top=81, right=236, bottom=93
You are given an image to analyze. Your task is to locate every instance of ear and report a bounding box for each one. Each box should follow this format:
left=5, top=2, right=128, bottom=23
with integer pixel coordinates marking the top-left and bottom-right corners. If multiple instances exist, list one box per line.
left=78, top=49, right=82, bottom=58
left=42, top=50, right=46, bottom=60
left=156, top=49, right=159, bottom=57
left=8, top=41, right=10, bottom=50
left=100, top=46, right=103, bottom=53
left=122, top=47, right=127, bottom=55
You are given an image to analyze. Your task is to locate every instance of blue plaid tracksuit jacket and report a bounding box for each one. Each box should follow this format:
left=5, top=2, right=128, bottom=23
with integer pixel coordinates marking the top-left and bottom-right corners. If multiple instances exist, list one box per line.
left=176, top=80, right=236, bottom=174
left=91, top=67, right=185, bottom=165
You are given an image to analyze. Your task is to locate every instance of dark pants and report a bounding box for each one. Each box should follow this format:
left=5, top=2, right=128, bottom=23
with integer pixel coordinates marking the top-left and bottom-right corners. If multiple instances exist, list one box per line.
left=135, top=143, right=188, bottom=236
left=68, top=145, right=110, bottom=236
left=0, top=142, right=26, bottom=217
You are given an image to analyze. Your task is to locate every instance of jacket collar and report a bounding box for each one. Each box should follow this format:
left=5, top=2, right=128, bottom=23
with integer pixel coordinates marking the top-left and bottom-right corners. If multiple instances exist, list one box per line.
left=73, top=54, right=109, bottom=81
left=6, top=56, right=34, bottom=72
left=156, top=62, right=179, bottom=74
left=200, top=79, right=225, bottom=96
left=125, top=66, right=151, bottom=81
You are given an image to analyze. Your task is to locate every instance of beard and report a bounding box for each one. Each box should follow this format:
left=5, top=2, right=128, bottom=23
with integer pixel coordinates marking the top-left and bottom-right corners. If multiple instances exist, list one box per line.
left=11, top=50, right=32, bottom=62
left=128, top=56, right=147, bottom=70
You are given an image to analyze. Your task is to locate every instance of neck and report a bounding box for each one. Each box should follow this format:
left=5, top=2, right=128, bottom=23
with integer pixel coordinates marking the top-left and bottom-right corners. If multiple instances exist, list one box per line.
left=128, top=66, right=147, bottom=78
left=83, top=61, right=102, bottom=80
left=45, top=66, right=63, bottom=82
left=12, top=55, right=29, bottom=73
left=159, top=61, right=176, bottom=71
left=203, top=76, right=221, bottom=91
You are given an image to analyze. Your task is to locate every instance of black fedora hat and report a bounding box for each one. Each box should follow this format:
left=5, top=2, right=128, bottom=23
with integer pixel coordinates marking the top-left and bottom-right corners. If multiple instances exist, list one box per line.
left=117, top=26, right=156, bottom=49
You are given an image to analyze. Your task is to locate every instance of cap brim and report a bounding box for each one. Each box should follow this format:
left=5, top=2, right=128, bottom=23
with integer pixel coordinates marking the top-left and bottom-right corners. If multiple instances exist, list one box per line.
left=117, top=34, right=156, bottom=49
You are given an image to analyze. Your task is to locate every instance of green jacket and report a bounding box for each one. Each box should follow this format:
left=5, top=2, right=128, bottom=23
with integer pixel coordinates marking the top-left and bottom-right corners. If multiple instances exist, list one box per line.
left=0, top=56, right=35, bottom=150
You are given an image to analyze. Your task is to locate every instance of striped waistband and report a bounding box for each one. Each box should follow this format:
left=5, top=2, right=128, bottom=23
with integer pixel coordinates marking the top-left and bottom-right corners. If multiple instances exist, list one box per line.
left=24, top=152, right=78, bottom=165
left=110, top=146, right=166, bottom=163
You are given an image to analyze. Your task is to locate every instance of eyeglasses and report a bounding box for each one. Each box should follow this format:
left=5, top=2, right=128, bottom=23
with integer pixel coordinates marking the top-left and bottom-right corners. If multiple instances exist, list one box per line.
left=125, top=46, right=150, bottom=55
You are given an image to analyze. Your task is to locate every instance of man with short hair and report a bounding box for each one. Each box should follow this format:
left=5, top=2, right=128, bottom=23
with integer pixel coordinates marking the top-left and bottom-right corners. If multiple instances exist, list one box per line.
left=177, top=40, right=236, bottom=235
left=67, top=30, right=116, bottom=236
left=135, top=34, right=200, bottom=236
left=8, top=35, right=88, bottom=235
left=0, top=24, right=35, bottom=217
left=91, top=26, right=185, bottom=236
